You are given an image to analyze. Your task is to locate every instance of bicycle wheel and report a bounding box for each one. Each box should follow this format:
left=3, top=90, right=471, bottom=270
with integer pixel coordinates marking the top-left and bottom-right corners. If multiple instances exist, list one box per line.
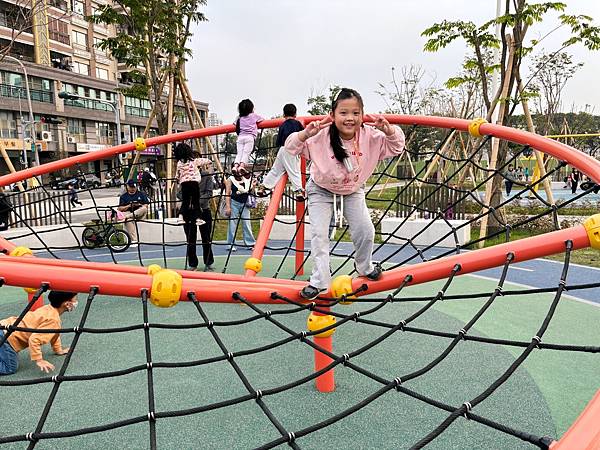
left=106, top=228, right=131, bottom=252
left=82, top=227, right=99, bottom=249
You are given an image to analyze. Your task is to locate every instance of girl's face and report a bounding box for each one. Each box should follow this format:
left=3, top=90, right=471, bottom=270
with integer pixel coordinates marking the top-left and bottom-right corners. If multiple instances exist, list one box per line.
left=331, top=97, right=363, bottom=140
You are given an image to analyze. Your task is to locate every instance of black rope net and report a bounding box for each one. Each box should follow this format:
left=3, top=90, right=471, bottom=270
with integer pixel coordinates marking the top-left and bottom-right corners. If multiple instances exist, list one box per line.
left=0, top=119, right=599, bottom=448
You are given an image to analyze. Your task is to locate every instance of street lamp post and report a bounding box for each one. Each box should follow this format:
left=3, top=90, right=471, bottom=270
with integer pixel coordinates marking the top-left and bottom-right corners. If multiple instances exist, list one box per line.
left=58, top=91, right=121, bottom=147
left=58, top=90, right=122, bottom=166
left=4, top=55, right=36, bottom=167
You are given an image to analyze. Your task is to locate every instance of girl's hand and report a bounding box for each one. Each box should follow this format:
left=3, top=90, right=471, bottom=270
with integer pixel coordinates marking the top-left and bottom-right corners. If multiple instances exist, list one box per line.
left=365, top=114, right=394, bottom=136
left=302, top=116, right=333, bottom=140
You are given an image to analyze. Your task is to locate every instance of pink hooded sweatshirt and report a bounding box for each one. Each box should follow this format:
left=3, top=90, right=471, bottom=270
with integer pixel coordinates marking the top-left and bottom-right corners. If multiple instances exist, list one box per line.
left=285, top=125, right=405, bottom=195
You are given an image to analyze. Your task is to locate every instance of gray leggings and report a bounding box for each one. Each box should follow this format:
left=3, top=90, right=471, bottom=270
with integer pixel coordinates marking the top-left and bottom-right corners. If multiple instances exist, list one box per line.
left=306, top=180, right=375, bottom=289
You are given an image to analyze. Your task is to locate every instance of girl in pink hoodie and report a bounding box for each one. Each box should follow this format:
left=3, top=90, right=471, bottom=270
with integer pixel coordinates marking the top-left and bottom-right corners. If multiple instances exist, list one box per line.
left=285, top=88, right=405, bottom=300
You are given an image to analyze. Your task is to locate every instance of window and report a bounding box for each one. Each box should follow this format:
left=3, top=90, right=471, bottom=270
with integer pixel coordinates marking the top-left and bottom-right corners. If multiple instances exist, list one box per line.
left=0, top=111, right=17, bottom=139
left=93, top=37, right=106, bottom=54
left=0, top=71, right=53, bottom=103
left=124, top=96, right=151, bottom=117
left=48, top=20, right=69, bottom=45
left=67, top=118, right=85, bottom=142
left=72, top=30, right=88, bottom=48
left=72, top=0, right=85, bottom=16
left=95, top=67, right=109, bottom=80
left=95, top=121, right=113, bottom=144
left=72, top=61, right=89, bottom=76
left=63, top=83, right=116, bottom=112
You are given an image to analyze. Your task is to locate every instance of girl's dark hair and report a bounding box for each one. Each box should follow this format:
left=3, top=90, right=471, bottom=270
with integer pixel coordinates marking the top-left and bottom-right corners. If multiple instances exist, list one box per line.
left=174, top=143, right=193, bottom=163
left=238, top=99, right=254, bottom=117
left=236, top=99, right=254, bottom=135
left=329, top=88, right=364, bottom=163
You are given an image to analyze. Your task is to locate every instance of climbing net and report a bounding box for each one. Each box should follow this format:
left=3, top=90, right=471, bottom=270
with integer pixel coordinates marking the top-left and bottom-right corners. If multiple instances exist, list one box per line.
left=0, top=115, right=599, bottom=448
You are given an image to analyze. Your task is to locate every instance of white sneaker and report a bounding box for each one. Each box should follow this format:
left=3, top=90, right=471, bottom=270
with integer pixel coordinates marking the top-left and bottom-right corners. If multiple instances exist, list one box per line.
left=196, top=219, right=206, bottom=226
left=129, top=242, right=138, bottom=248
left=176, top=216, right=185, bottom=225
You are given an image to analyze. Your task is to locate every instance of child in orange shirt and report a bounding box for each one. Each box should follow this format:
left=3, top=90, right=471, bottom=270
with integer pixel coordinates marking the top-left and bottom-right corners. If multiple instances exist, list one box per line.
left=0, top=291, right=77, bottom=375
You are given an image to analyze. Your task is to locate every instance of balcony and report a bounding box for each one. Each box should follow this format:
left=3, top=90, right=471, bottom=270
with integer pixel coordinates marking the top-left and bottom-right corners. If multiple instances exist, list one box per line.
left=0, top=83, right=54, bottom=103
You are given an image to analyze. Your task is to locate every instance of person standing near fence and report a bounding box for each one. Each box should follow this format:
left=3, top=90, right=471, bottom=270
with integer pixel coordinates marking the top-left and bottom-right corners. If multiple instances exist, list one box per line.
left=224, top=169, right=256, bottom=252
left=197, top=161, right=215, bottom=271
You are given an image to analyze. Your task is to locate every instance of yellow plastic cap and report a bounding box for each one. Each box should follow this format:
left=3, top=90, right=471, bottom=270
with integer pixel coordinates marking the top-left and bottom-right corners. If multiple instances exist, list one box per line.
left=149, top=269, right=182, bottom=308
left=468, top=118, right=487, bottom=138
left=244, top=257, right=262, bottom=273
left=307, top=312, right=336, bottom=338
left=330, top=275, right=355, bottom=305
left=147, top=264, right=162, bottom=275
left=9, top=246, right=33, bottom=257
left=583, top=214, right=600, bottom=250
left=134, top=137, right=147, bottom=151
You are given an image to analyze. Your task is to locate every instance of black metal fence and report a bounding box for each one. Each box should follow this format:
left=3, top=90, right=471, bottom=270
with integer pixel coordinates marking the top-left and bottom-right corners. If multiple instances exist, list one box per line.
left=8, top=190, right=72, bottom=228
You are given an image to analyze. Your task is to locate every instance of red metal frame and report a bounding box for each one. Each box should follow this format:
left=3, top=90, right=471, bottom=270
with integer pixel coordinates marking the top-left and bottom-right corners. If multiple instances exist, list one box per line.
left=0, top=115, right=598, bottom=442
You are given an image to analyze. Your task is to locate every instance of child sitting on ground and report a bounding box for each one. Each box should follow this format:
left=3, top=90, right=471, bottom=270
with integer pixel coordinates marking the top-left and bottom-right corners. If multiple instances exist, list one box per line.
left=0, top=291, right=78, bottom=374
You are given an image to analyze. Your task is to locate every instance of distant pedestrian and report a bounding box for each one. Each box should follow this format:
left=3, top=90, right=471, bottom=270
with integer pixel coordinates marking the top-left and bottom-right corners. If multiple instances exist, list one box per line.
left=570, top=168, right=580, bottom=194
left=504, top=165, right=517, bottom=196
left=68, top=184, right=82, bottom=208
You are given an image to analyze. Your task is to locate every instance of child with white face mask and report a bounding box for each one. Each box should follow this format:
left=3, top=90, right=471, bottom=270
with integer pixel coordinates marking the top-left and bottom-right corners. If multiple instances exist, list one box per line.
left=285, top=88, right=405, bottom=300
left=0, top=291, right=77, bottom=374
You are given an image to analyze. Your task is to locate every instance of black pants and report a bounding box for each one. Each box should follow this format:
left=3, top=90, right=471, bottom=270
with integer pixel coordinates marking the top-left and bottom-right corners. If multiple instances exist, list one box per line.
left=70, top=197, right=82, bottom=207
left=183, top=208, right=214, bottom=269
left=505, top=180, right=513, bottom=196
left=180, top=181, right=200, bottom=221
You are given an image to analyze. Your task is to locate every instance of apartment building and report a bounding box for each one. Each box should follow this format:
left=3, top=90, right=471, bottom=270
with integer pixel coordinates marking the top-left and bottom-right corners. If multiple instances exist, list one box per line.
left=0, top=0, right=208, bottom=180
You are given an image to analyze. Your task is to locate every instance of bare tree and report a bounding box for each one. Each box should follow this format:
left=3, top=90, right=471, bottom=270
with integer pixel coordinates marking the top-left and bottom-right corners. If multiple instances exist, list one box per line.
left=529, top=51, right=584, bottom=135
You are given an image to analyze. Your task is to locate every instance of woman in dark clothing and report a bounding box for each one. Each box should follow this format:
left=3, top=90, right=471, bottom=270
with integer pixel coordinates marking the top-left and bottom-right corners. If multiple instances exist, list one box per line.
left=198, top=161, right=215, bottom=271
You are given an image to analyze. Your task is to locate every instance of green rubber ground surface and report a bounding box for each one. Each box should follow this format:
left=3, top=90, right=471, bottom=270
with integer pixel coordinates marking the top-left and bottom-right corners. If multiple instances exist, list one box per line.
left=0, top=256, right=598, bottom=449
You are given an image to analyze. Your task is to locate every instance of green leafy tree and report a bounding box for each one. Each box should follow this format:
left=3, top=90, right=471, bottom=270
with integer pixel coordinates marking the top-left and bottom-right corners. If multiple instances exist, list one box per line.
left=88, top=0, right=207, bottom=136
left=307, top=85, right=341, bottom=115
left=422, top=1, right=600, bottom=235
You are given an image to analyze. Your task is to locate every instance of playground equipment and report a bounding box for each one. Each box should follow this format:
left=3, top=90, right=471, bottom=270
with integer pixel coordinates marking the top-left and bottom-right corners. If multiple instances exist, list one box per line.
left=0, top=115, right=598, bottom=449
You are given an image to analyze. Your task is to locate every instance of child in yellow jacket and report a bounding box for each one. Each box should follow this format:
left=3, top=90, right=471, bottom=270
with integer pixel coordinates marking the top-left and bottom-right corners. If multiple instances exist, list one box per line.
left=0, top=291, right=77, bottom=375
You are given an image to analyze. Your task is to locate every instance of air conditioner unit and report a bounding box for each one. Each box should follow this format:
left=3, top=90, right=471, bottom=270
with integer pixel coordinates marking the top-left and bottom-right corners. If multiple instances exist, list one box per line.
left=67, top=136, right=76, bottom=143
left=41, top=131, right=53, bottom=142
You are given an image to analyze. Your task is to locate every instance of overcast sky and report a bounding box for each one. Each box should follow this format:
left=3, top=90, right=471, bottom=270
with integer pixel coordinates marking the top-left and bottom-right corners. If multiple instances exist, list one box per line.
left=186, top=1, right=600, bottom=122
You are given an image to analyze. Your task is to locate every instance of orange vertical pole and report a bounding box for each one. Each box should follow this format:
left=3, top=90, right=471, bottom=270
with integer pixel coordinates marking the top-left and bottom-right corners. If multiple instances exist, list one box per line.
left=295, top=156, right=306, bottom=276
left=27, top=290, right=44, bottom=311
left=314, top=334, right=335, bottom=392
left=308, top=304, right=335, bottom=393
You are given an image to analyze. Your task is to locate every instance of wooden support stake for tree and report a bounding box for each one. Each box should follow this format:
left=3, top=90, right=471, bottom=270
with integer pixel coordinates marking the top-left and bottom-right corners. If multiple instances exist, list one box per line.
left=178, top=75, right=225, bottom=176
left=0, top=141, right=25, bottom=192
left=165, top=67, right=176, bottom=217
left=417, top=130, right=457, bottom=188
left=478, top=35, right=515, bottom=248
left=516, top=69, right=555, bottom=205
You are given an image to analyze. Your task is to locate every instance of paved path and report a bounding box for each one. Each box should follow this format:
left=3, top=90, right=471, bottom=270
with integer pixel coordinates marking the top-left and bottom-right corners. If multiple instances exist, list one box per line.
left=42, top=239, right=600, bottom=306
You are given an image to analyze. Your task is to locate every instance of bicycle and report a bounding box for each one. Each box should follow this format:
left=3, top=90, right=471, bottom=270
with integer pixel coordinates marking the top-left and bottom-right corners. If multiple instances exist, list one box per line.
left=81, top=208, right=131, bottom=252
